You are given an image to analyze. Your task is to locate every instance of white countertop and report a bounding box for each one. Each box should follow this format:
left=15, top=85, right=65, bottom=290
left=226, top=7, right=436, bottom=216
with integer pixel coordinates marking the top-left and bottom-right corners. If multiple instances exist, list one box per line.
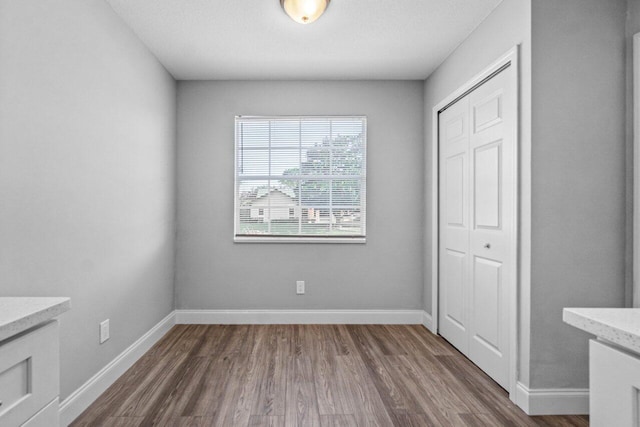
left=563, top=308, right=640, bottom=354
left=0, top=297, right=71, bottom=342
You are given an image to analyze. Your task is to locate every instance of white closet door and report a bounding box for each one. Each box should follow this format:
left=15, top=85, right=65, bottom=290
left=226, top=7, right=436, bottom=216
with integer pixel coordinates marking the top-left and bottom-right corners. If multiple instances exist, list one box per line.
left=438, top=97, right=471, bottom=354
left=438, top=66, right=515, bottom=390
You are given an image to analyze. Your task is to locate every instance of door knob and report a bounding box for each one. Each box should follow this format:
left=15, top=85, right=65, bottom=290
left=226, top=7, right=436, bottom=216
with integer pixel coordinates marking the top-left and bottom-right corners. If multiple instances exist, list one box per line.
left=484, top=243, right=491, bottom=249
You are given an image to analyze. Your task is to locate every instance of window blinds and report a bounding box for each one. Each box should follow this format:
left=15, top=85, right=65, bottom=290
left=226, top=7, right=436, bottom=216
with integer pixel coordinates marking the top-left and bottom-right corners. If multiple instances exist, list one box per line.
left=234, top=116, right=367, bottom=241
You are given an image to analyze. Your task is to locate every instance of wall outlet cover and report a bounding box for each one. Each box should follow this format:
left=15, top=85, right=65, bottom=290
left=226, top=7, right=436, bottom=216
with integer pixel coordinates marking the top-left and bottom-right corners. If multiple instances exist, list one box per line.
left=100, top=319, right=110, bottom=344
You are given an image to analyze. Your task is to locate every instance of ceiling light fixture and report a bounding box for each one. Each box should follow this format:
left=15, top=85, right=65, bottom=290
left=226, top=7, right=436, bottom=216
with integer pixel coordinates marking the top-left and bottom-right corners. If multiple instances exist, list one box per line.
left=280, top=0, right=331, bottom=25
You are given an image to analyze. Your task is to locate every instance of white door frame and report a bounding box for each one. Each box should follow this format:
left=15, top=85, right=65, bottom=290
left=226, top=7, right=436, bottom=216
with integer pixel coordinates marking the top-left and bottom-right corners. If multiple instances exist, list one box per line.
left=633, top=33, right=640, bottom=307
left=430, top=46, right=520, bottom=398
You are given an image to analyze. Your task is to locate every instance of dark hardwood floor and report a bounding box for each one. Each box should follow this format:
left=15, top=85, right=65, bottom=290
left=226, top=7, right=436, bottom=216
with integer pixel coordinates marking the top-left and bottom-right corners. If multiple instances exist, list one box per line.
left=71, top=324, right=589, bottom=426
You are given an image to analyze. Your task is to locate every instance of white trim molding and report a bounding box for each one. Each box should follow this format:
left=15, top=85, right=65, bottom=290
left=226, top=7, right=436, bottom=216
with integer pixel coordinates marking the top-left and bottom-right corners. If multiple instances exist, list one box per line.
left=59, top=311, right=176, bottom=426
left=422, top=311, right=434, bottom=332
left=515, top=382, right=589, bottom=416
left=633, top=32, right=640, bottom=307
left=175, top=309, right=424, bottom=325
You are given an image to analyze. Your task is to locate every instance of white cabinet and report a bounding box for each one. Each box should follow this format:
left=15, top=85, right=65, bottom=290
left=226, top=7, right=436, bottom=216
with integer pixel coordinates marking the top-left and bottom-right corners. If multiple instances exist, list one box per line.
left=0, top=320, right=60, bottom=427
left=590, top=339, right=640, bottom=427
left=22, top=399, right=59, bottom=427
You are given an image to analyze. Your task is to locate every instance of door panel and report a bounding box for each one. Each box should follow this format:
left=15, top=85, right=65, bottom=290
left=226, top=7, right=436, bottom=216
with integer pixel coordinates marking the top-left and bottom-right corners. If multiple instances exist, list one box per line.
left=446, top=113, right=465, bottom=141
left=444, top=249, right=466, bottom=328
left=473, top=89, right=503, bottom=132
left=438, top=97, right=470, bottom=354
left=438, top=64, right=515, bottom=391
left=446, top=154, right=465, bottom=226
left=473, top=256, right=502, bottom=353
left=474, top=141, right=502, bottom=229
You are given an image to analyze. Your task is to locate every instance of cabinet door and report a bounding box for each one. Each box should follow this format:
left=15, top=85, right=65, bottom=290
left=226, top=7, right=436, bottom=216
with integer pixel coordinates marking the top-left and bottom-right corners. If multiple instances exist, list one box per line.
left=590, top=339, right=640, bottom=426
left=21, top=398, right=59, bottom=427
left=0, top=321, right=59, bottom=427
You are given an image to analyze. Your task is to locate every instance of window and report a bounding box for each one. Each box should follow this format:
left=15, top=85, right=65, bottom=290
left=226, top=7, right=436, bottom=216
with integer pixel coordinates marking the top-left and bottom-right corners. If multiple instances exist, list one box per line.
left=235, top=116, right=367, bottom=242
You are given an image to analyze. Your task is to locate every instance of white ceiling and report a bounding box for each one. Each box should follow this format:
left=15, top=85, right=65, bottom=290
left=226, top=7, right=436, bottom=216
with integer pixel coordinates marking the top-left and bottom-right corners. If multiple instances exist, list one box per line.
left=106, top=0, right=502, bottom=80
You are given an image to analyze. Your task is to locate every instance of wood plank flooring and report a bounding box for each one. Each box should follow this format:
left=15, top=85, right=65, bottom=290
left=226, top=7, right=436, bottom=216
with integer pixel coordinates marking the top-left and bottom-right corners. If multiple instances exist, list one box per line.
left=71, top=325, right=589, bottom=426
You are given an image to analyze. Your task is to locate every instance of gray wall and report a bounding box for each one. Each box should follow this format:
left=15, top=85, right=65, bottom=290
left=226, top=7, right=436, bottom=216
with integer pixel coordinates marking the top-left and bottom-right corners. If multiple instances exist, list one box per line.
left=530, top=0, right=627, bottom=388
left=176, top=81, right=424, bottom=310
left=422, top=0, right=533, bottom=384
left=0, top=0, right=177, bottom=399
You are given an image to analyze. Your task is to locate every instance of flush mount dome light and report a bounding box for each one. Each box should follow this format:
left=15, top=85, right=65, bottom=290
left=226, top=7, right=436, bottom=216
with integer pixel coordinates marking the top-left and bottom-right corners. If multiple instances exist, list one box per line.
left=280, top=0, right=331, bottom=24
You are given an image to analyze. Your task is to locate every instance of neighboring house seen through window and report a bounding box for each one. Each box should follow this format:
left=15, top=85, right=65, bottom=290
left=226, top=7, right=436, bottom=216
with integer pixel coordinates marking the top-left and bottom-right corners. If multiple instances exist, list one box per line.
left=234, top=116, right=367, bottom=242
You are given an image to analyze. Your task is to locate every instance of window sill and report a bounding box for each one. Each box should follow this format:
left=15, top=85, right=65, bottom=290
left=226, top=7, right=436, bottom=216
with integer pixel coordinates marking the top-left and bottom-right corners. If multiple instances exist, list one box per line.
left=234, top=236, right=366, bottom=244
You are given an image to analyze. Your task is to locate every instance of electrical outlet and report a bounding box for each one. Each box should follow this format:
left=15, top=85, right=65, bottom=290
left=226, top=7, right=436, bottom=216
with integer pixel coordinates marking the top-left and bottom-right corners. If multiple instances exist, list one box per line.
left=100, top=319, right=110, bottom=344
left=296, top=280, right=305, bottom=295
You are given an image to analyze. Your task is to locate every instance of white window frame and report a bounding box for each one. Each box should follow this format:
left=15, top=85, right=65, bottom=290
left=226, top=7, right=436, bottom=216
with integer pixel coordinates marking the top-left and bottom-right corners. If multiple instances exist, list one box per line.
left=234, top=115, right=367, bottom=244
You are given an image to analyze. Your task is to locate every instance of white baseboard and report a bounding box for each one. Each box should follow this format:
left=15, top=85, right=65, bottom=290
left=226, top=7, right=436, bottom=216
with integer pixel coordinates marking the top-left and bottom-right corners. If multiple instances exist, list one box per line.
left=175, top=309, right=424, bottom=325
left=422, top=311, right=433, bottom=332
left=58, top=311, right=176, bottom=426
left=515, top=381, right=589, bottom=415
